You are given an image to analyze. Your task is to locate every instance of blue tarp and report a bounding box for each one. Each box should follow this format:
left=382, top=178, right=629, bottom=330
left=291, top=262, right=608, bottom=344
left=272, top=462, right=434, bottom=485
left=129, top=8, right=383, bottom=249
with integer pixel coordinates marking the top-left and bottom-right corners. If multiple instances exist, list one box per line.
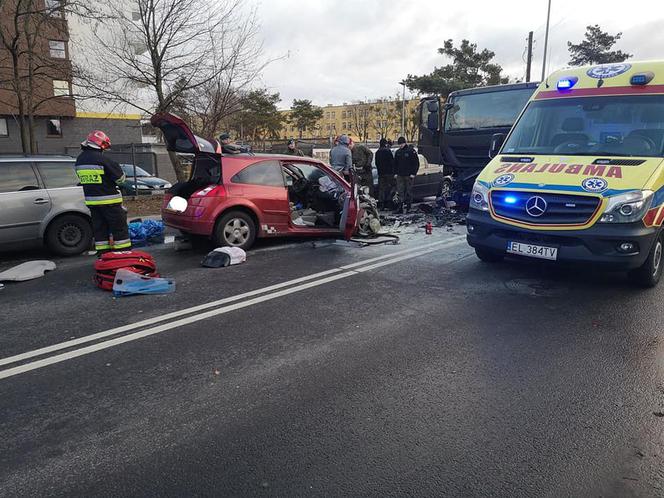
left=128, top=219, right=165, bottom=247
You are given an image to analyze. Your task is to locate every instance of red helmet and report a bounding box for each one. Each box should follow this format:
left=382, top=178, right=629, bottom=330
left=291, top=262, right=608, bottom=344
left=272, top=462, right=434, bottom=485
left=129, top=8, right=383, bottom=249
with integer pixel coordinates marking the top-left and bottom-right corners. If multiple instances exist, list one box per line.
left=83, top=130, right=111, bottom=150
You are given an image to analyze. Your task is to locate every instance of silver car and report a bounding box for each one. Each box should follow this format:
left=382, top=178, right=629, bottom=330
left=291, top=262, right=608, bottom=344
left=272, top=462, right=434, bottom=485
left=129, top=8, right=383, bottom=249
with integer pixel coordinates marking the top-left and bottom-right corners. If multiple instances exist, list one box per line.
left=0, top=155, right=93, bottom=255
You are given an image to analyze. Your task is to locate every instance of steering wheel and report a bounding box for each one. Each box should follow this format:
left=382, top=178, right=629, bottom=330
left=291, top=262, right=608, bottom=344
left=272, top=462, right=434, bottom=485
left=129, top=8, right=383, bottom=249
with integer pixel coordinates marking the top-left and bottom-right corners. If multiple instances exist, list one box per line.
left=291, top=177, right=308, bottom=194
left=622, top=135, right=656, bottom=155
left=553, top=140, right=587, bottom=154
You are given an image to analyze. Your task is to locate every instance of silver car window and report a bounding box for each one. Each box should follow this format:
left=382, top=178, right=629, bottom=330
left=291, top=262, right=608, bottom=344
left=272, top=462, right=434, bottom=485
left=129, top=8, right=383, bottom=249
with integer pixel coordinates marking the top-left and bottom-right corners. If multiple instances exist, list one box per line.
left=0, top=162, right=40, bottom=193
left=36, top=161, right=78, bottom=189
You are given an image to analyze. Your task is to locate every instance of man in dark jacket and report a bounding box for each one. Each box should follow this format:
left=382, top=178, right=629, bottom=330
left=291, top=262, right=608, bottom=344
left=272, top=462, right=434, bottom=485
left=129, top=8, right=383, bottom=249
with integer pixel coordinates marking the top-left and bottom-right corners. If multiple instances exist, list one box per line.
left=374, top=138, right=395, bottom=209
left=75, top=130, right=130, bottom=254
left=286, top=138, right=305, bottom=156
left=393, top=136, right=419, bottom=213
left=351, top=142, right=374, bottom=191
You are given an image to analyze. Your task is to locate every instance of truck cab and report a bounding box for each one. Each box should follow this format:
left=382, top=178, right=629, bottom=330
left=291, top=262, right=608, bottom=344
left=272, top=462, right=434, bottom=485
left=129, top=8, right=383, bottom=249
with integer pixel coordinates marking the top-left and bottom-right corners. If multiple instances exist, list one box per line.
left=467, top=61, right=664, bottom=287
left=418, top=83, right=538, bottom=194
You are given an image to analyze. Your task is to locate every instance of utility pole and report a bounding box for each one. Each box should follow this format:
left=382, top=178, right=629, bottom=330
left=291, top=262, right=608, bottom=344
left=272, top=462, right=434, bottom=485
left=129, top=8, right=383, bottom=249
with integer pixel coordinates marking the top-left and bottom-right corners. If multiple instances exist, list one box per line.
left=526, top=31, right=533, bottom=82
left=541, top=0, right=551, bottom=81
left=400, top=81, right=406, bottom=138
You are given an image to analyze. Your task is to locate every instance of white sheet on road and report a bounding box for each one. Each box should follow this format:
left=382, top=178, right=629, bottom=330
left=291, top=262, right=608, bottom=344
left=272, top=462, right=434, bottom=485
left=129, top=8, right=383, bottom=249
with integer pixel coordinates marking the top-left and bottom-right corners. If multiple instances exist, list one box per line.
left=0, top=261, right=56, bottom=282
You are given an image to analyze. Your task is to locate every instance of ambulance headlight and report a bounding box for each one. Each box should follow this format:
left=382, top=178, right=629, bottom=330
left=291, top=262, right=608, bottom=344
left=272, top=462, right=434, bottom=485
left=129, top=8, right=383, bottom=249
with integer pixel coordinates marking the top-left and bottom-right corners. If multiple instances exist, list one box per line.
left=470, top=182, right=490, bottom=211
left=599, top=190, right=653, bottom=223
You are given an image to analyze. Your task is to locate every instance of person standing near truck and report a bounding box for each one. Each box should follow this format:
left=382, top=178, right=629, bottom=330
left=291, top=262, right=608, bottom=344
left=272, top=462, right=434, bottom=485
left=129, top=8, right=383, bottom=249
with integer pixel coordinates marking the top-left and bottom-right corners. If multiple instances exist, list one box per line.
left=286, top=138, right=305, bottom=156
left=393, top=136, right=419, bottom=213
left=351, top=142, right=374, bottom=191
left=75, top=130, right=131, bottom=254
left=375, top=138, right=395, bottom=210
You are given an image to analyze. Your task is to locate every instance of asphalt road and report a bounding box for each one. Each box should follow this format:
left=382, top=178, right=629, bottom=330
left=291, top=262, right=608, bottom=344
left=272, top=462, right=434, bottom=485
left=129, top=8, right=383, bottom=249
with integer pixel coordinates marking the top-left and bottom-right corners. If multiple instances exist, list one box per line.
left=1, top=227, right=664, bottom=497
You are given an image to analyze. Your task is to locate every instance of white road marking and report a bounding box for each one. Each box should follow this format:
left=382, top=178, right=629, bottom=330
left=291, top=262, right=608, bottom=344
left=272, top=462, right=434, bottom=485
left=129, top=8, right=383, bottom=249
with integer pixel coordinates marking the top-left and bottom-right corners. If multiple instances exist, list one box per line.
left=0, top=237, right=468, bottom=380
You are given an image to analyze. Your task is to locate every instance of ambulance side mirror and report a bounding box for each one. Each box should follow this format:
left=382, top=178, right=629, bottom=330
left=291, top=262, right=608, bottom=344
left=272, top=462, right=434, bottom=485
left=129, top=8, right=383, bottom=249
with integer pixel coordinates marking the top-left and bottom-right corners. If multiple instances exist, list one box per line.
left=489, top=133, right=506, bottom=159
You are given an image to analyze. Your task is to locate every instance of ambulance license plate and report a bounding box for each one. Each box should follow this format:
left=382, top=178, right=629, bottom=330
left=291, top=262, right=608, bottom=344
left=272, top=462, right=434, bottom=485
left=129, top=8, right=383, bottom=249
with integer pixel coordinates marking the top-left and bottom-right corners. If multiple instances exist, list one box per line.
left=151, top=189, right=165, bottom=195
left=506, top=241, right=558, bottom=260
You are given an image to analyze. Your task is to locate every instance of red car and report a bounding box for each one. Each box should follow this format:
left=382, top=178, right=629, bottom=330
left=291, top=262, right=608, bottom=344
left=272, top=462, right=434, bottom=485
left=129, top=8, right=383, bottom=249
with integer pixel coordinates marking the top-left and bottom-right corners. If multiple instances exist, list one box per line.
left=152, top=113, right=360, bottom=250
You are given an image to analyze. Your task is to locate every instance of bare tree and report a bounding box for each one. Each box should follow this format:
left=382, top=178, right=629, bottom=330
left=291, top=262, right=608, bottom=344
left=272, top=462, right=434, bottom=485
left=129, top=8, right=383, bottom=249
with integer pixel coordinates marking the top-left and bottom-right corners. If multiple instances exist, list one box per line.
left=0, top=0, right=97, bottom=152
left=371, top=97, right=400, bottom=140
left=348, top=101, right=374, bottom=143
left=83, top=0, right=270, bottom=182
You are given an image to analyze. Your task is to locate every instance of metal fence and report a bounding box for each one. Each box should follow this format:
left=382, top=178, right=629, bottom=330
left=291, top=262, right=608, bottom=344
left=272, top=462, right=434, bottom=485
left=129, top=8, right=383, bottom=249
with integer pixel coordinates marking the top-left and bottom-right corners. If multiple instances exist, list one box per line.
left=65, top=144, right=159, bottom=176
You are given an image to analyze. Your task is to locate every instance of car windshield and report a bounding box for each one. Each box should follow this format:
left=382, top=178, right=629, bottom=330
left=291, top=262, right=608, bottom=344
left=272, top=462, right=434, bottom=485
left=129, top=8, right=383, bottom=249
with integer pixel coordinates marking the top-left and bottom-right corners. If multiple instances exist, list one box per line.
left=503, top=95, right=664, bottom=158
left=444, top=87, right=533, bottom=131
left=122, top=164, right=151, bottom=177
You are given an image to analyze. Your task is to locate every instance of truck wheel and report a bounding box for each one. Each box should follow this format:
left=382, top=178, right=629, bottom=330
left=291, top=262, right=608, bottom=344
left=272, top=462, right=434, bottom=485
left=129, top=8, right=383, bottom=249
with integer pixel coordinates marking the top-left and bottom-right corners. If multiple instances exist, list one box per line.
left=475, top=248, right=504, bottom=263
left=45, top=214, right=93, bottom=256
left=213, top=210, right=256, bottom=250
left=438, top=177, right=452, bottom=198
left=629, top=234, right=663, bottom=288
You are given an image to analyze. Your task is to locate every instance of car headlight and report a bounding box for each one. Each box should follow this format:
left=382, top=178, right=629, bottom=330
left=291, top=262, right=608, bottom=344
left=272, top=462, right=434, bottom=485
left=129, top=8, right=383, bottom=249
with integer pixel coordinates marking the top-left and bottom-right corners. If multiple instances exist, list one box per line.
left=599, top=190, right=653, bottom=223
left=470, top=182, right=490, bottom=211
left=163, top=183, right=172, bottom=189
left=135, top=183, right=151, bottom=190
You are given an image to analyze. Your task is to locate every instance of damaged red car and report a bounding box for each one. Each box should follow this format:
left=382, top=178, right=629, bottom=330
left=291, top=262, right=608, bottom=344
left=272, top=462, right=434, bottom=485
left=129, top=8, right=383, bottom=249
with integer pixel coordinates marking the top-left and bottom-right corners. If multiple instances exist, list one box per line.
left=152, top=113, right=362, bottom=250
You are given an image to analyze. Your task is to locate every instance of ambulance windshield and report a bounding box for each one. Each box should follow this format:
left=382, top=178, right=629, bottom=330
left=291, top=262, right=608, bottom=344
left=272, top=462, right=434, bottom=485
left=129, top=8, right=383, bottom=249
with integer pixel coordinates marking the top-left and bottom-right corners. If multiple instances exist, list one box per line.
left=503, top=95, right=664, bottom=158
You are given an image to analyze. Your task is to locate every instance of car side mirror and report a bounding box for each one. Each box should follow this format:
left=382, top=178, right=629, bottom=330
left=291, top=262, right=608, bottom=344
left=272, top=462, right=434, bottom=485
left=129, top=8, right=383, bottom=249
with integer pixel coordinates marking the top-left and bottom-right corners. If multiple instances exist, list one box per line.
left=489, top=133, right=506, bottom=159
left=443, top=102, right=454, bottom=111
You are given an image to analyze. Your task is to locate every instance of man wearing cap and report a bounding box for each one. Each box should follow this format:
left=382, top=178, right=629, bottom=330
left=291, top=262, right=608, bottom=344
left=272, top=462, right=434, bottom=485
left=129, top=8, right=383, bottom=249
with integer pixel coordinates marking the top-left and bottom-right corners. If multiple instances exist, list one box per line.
left=375, top=138, right=395, bottom=210
left=219, top=132, right=242, bottom=154
left=286, top=138, right=305, bottom=156
left=351, top=141, right=374, bottom=192
left=329, top=134, right=353, bottom=180
left=393, top=136, right=419, bottom=213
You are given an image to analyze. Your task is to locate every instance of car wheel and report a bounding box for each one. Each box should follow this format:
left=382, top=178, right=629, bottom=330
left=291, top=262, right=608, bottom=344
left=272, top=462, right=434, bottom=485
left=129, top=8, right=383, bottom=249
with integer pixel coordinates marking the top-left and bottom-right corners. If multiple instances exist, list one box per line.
left=45, top=214, right=93, bottom=256
left=475, top=247, right=504, bottom=263
left=438, top=177, right=453, bottom=198
left=213, top=211, right=256, bottom=250
left=629, top=234, right=663, bottom=288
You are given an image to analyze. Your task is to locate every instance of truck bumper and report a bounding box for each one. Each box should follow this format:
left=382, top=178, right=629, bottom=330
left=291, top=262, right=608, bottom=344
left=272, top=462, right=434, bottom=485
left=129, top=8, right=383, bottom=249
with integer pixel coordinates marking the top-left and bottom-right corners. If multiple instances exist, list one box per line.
left=466, top=209, right=659, bottom=270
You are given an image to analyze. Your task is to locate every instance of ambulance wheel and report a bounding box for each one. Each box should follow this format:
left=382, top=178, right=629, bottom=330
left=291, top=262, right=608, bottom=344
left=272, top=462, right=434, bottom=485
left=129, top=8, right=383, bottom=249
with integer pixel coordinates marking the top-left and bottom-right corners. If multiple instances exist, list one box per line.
left=45, top=214, right=93, bottom=256
left=475, top=248, right=504, bottom=263
left=213, top=210, right=256, bottom=250
left=629, top=234, right=663, bottom=288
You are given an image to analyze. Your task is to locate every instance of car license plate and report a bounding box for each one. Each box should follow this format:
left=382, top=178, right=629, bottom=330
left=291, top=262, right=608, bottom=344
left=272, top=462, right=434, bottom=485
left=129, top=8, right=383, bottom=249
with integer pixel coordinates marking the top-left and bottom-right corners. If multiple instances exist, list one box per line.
left=151, top=189, right=164, bottom=195
left=506, top=241, right=558, bottom=260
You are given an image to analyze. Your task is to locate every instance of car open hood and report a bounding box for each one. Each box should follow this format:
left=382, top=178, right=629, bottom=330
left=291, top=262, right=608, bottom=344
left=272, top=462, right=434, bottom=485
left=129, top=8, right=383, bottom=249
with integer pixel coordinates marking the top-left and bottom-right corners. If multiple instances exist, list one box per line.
left=150, top=113, right=220, bottom=154
left=478, top=155, right=664, bottom=196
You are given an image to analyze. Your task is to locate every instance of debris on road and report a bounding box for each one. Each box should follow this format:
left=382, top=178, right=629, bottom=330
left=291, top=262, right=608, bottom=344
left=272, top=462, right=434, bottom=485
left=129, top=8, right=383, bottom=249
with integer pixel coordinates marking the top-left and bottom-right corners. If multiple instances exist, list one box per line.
left=0, top=261, right=56, bottom=282
left=379, top=200, right=467, bottom=234
left=112, top=269, right=175, bottom=296
left=201, top=247, right=246, bottom=268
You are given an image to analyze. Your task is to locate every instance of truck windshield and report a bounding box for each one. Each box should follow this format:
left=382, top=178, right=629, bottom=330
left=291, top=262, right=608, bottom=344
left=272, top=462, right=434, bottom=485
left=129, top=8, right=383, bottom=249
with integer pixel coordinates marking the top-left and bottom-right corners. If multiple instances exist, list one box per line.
left=444, top=88, right=533, bottom=131
left=503, top=95, right=664, bottom=157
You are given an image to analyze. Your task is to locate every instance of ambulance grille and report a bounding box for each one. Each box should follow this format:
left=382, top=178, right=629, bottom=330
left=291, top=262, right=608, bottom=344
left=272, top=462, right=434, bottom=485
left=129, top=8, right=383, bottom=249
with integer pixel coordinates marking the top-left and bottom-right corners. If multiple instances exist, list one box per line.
left=491, top=191, right=601, bottom=225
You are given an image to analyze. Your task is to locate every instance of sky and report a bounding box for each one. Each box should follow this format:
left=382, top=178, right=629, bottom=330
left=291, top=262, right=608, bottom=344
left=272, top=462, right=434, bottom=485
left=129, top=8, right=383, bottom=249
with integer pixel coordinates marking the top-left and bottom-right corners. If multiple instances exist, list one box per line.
left=249, top=0, right=664, bottom=109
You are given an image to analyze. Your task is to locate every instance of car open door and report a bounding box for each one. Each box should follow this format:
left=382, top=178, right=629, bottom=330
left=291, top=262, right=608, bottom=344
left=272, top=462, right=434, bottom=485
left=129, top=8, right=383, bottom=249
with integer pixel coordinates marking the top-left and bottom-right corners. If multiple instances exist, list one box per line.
left=339, top=173, right=360, bottom=240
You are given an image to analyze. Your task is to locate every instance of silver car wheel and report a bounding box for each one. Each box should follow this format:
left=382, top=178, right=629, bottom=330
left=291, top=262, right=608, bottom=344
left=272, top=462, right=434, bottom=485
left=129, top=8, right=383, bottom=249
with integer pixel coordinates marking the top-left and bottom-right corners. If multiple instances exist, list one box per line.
left=223, top=218, right=250, bottom=246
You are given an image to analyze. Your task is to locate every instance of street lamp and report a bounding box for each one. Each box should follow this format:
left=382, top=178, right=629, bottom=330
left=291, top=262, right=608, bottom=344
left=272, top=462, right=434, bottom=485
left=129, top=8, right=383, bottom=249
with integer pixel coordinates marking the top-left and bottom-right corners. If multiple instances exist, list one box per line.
left=541, top=0, right=552, bottom=81
left=399, top=80, right=406, bottom=138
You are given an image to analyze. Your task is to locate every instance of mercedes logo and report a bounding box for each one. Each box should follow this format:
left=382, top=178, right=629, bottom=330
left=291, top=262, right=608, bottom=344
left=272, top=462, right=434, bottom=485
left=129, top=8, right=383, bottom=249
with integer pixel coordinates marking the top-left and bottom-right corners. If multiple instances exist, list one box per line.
left=525, top=196, right=547, bottom=217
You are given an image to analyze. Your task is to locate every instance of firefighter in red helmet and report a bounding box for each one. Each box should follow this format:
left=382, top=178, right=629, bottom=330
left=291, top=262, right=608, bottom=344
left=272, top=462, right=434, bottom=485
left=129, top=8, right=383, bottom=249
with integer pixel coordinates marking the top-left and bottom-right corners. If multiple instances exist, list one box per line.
left=75, top=130, right=131, bottom=254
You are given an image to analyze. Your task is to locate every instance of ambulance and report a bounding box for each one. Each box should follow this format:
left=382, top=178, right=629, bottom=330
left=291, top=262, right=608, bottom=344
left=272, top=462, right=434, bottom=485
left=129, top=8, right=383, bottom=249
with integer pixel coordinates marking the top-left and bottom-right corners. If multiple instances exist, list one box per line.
left=466, top=60, right=664, bottom=287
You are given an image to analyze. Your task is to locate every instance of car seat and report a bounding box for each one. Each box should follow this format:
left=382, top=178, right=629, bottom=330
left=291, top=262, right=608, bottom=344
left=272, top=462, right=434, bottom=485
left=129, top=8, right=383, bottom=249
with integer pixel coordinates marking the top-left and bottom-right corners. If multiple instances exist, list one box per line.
left=551, top=117, right=589, bottom=148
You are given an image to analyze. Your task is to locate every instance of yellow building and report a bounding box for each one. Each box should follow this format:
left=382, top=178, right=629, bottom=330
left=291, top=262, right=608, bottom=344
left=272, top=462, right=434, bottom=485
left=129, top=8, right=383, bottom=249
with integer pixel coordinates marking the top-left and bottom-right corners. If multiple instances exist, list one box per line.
left=280, top=98, right=421, bottom=142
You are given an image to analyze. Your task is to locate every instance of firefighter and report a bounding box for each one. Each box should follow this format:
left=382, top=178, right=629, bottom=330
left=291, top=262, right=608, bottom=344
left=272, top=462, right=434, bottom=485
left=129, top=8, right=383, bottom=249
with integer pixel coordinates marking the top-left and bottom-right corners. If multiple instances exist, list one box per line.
left=75, top=130, right=131, bottom=254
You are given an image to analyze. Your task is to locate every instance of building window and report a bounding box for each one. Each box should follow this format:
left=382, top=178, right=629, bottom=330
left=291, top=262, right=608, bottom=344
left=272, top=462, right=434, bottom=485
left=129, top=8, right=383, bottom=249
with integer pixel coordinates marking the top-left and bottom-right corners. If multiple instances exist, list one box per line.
left=45, top=0, right=63, bottom=17
left=131, top=11, right=141, bottom=21
left=52, top=80, right=70, bottom=97
left=325, top=112, right=330, bottom=119
left=49, top=40, right=66, bottom=59
left=47, top=119, right=62, bottom=137
left=331, top=112, right=335, bottom=119
left=0, top=118, right=7, bottom=137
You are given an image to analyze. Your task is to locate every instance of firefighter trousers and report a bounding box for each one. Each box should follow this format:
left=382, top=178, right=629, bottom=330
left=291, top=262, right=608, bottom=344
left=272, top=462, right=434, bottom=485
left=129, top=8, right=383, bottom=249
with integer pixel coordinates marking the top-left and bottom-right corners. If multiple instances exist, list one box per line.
left=89, top=204, right=131, bottom=252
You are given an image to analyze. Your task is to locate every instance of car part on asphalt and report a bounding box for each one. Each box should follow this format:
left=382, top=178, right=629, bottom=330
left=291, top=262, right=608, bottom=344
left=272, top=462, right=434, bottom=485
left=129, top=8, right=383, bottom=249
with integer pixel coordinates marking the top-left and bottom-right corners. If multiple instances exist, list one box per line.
left=0, top=261, right=56, bottom=282
left=214, top=247, right=247, bottom=265
left=112, top=269, right=175, bottom=296
left=201, top=250, right=232, bottom=268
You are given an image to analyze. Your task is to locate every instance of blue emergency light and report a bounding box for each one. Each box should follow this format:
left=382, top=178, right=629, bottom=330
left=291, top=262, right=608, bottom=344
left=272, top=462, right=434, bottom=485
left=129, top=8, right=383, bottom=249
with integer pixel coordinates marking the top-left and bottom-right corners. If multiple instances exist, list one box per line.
left=630, top=72, right=654, bottom=86
left=504, top=195, right=518, bottom=205
left=557, top=76, right=578, bottom=91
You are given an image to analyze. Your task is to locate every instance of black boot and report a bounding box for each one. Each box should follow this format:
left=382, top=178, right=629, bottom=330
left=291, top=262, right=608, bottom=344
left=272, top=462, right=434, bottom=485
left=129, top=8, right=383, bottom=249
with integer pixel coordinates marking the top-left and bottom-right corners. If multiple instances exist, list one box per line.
left=392, top=203, right=403, bottom=215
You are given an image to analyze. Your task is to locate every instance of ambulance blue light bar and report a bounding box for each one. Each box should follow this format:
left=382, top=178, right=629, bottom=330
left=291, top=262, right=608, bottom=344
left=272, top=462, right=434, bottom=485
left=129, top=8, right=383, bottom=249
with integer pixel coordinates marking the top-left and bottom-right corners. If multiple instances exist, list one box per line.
left=504, top=195, right=518, bottom=205
left=557, top=76, right=578, bottom=91
left=630, top=72, right=654, bottom=86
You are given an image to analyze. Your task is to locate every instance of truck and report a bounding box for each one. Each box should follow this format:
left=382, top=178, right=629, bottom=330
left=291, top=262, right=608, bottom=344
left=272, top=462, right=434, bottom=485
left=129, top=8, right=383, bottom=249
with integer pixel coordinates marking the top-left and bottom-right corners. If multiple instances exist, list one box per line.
left=466, top=60, right=664, bottom=287
left=417, top=82, right=538, bottom=199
